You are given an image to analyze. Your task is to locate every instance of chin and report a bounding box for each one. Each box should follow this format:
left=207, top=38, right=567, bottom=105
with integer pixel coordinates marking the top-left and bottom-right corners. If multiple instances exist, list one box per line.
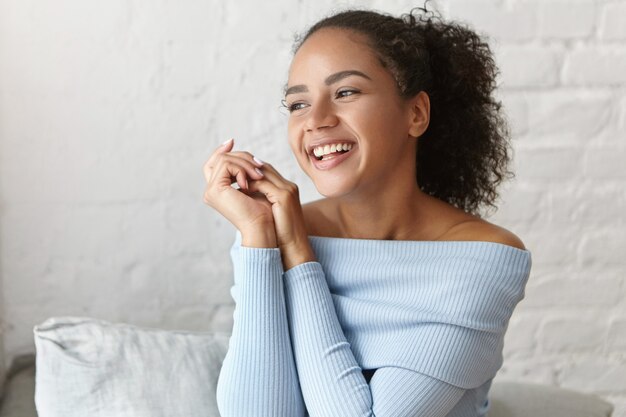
left=311, top=177, right=354, bottom=199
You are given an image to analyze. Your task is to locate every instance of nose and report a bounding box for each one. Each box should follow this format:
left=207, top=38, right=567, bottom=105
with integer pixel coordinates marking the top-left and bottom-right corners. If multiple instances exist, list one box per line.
left=304, top=100, right=338, bottom=132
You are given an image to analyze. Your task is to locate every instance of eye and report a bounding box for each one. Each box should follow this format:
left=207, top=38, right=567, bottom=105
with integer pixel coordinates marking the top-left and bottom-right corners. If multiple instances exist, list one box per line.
left=282, top=99, right=309, bottom=113
left=336, top=89, right=360, bottom=99
left=288, top=102, right=308, bottom=112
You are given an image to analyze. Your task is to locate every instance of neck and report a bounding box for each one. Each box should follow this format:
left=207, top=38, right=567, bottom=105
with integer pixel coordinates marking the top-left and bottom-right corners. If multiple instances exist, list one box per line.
left=327, top=178, right=448, bottom=241
left=311, top=141, right=469, bottom=241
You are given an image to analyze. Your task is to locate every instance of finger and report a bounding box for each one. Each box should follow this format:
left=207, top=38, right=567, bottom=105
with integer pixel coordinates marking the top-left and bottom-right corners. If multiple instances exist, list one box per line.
left=213, top=158, right=265, bottom=190
left=250, top=163, right=292, bottom=190
left=211, top=138, right=234, bottom=160
left=235, top=170, right=247, bottom=190
left=248, top=175, right=299, bottom=202
left=204, top=138, right=235, bottom=181
left=228, top=151, right=265, bottom=168
left=247, top=177, right=282, bottom=203
left=207, top=154, right=264, bottom=184
left=204, top=148, right=264, bottom=184
left=247, top=179, right=304, bottom=242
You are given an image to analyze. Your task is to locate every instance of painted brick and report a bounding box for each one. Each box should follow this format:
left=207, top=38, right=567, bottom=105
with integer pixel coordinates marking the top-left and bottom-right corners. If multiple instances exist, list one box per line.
left=621, top=95, right=626, bottom=131
left=583, top=147, right=626, bottom=179
left=27, top=0, right=131, bottom=44
left=521, top=91, right=613, bottom=145
left=447, top=0, right=538, bottom=42
left=369, top=0, right=429, bottom=15
left=559, top=358, right=626, bottom=392
left=128, top=1, right=224, bottom=42
left=521, top=227, right=581, bottom=267
left=579, top=231, right=626, bottom=266
left=161, top=41, right=214, bottom=98
left=599, top=2, right=626, bottom=40
left=496, top=358, right=559, bottom=385
left=497, top=45, right=563, bottom=88
left=576, top=183, right=626, bottom=226
left=563, top=47, right=626, bottom=86
left=607, top=319, right=626, bottom=353
left=543, top=182, right=588, bottom=224
left=534, top=0, right=597, bottom=39
left=514, top=147, right=584, bottom=180
left=159, top=304, right=229, bottom=333
left=502, top=313, right=540, bottom=357
left=498, top=91, right=529, bottom=136
left=490, top=183, right=548, bottom=224
left=523, top=277, right=623, bottom=308
left=210, top=304, right=236, bottom=333
left=539, top=318, right=607, bottom=353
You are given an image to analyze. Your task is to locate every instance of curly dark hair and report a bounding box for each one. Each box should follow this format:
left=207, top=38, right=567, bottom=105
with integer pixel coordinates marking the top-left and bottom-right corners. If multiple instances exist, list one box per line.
left=291, top=2, right=514, bottom=217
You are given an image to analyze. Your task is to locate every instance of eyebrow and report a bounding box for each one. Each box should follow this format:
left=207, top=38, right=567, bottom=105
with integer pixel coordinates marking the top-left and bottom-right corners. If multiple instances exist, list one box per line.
left=284, top=70, right=372, bottom=96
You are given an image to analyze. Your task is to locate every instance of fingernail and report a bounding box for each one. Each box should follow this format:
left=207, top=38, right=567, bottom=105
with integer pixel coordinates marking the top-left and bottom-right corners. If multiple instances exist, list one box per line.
left=255, top=168, right=264, bottom=176
left=253, top=156, right=264, bottom=165
left=221, top=138, right=234, bottom=146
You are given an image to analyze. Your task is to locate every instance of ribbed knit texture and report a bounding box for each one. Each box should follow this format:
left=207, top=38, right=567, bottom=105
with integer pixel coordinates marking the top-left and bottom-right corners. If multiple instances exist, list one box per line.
left=216, top=232, right=532, bottom=417
left=215, top=245, right=306, bottom=417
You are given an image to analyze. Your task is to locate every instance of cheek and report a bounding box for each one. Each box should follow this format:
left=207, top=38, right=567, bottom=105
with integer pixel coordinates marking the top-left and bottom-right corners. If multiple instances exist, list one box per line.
left=372, top=102, right=409, bottom=135
left=352, top=96, right=401, bottom=127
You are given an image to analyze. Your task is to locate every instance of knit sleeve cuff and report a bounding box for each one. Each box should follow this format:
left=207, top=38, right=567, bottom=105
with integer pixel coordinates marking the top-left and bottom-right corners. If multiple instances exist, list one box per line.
left=283, top=261, right=325, bottom=285
left=233, top=246, right=284, bottom=285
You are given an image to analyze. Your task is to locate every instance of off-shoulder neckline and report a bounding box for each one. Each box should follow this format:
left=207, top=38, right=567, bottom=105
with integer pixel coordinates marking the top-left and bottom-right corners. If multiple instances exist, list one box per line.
left=307, top=234, right=531, bottom=255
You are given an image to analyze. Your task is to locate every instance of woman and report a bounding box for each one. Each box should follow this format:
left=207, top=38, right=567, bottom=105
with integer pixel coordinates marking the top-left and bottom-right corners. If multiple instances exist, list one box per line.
left=204, top=6, right=531, bottom=417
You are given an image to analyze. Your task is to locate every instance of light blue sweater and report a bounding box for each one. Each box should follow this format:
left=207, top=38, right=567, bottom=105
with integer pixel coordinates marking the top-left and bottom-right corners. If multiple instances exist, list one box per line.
left=216, top=231, right=532, bottom=417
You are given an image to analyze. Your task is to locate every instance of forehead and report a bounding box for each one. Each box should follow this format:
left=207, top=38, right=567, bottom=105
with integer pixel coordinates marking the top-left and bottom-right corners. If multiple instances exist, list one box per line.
left=288, top=28, right=383, bottom=82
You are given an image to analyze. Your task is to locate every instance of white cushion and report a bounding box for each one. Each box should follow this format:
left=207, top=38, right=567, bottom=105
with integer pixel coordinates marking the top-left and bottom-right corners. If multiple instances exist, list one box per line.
left=34, top=317, right=228, bottom=417
left=33, top=316, right=614, bottom=417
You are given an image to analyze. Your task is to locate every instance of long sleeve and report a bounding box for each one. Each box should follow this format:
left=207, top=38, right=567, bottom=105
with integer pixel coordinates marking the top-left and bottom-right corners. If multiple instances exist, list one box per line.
left=283, top=261, right=466, bottom=417
left=215, top=243, right=306, bottom=417
left=218, top=235, right=532, bottom=417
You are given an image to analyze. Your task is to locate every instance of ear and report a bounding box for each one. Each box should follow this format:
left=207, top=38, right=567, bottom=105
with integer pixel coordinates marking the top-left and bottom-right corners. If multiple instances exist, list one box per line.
left=407, top=91, right=430, bottom=138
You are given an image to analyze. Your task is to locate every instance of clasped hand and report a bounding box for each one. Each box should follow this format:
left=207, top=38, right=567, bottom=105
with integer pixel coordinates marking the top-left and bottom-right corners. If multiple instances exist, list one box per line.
left=202, top=138, right=316, bottom=270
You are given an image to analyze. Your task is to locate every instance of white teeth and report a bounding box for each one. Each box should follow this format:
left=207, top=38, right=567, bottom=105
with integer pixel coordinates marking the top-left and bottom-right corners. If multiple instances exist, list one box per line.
left=312, top=142, right=353, bottom=158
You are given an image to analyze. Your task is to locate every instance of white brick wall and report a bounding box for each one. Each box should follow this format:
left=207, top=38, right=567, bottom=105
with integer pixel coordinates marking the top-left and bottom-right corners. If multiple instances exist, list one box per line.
left=450, top=1, right=626, bottom=414
left=0, top=0, right=624, bottom=414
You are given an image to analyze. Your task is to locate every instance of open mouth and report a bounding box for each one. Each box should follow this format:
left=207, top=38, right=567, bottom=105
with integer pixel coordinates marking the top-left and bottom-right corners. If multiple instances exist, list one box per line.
left=310, top=142, right=355, bottom=161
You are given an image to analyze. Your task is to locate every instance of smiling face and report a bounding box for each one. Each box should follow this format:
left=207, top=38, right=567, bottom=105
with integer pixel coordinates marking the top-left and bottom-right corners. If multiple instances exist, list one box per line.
left=284, top=27, right=425, bottom=199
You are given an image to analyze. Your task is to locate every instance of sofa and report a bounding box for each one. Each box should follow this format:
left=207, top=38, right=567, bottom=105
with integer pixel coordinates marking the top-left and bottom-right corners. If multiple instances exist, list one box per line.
left=0, top=317, right=615, bottom=417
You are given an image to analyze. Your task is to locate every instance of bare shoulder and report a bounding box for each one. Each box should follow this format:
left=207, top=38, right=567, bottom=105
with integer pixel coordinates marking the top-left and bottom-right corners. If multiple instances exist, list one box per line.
left=442, top=218, right=527, bottom=250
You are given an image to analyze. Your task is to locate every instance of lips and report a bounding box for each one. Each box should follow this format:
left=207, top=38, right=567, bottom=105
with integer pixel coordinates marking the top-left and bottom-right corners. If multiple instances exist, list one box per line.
left=312, top=145, right=352, bottom=161
left=306, top=138, right=357, bottom=157
left=309, top=143, right=356, bottom=170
